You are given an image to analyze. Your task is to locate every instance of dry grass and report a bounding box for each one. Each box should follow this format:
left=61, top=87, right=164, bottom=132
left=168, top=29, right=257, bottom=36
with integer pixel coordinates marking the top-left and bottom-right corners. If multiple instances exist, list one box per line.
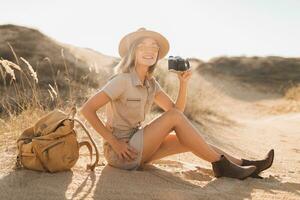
left=284, top=84, right=300, bottom=101
left=268, top=101, right=300, bottom=114
left=0, top=106, right=47, bottom=143
left=0, top=55, right=54, bottom=118
left=266, top=84, right=300, bottom=114
left=0, top=48, right=100, bottom=119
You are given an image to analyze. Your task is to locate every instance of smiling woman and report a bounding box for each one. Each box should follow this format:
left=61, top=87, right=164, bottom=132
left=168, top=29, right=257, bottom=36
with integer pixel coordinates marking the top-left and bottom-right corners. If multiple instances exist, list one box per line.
left=80, top=27, right=274, bottom=179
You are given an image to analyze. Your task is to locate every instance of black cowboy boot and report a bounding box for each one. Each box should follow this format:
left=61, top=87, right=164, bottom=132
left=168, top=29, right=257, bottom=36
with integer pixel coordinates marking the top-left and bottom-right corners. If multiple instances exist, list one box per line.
left=211, top=155, right=256, bottom=180
left=241, top=149, right=274, bottom=179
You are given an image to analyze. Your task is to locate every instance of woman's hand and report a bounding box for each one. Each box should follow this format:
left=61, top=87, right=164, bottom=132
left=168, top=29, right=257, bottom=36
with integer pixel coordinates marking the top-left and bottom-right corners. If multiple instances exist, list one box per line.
left=110, top=138, right=139, bottom=161
left=177, top=69, right=192, bottom=83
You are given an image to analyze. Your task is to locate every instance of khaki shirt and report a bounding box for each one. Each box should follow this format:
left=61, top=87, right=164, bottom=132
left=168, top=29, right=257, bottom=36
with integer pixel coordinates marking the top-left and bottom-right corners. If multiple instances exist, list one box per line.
left=98, top=67, right=162, bottom=137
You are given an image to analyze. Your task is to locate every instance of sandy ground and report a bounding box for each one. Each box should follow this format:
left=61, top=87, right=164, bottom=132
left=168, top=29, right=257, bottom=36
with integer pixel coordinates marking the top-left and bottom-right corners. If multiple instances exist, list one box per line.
left=1, top=75, right=300, bottom=200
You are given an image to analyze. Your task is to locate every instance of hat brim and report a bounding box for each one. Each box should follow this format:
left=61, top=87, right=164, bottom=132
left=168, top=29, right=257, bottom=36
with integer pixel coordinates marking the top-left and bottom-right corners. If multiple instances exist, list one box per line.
left=118, top=29, right=169, bottom=60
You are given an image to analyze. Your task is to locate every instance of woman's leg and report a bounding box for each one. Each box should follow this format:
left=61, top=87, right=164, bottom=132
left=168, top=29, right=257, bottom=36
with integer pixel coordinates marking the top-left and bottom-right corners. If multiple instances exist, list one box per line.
left=144, top=133, right=189, bottom=163
left=141, top=107, right=221, bottom=164
left=144, top=133, right=242, bottom=165
left=140, top=108, right=256, bottom=180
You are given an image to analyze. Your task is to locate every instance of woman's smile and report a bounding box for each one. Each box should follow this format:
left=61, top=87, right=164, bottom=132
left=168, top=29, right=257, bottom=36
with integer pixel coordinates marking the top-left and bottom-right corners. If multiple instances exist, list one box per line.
left=142, top=55, right=154, bottom=59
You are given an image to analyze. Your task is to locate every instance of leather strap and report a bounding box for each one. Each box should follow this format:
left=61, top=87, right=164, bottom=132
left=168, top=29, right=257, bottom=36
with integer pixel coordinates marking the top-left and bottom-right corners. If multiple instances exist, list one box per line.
left=79, top=141, right=94, bottom=170
left=73, top=117, right=99, bottom=171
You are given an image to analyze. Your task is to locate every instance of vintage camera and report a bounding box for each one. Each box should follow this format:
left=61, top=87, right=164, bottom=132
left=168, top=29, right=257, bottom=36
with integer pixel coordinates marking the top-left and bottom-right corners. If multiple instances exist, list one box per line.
left=168, top=56, right=191, bottom=73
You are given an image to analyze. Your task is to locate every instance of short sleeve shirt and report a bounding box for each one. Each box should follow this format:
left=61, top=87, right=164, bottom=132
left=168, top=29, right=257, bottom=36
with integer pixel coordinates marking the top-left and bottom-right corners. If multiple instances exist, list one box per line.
left=98, top=67, right=163, bottom=134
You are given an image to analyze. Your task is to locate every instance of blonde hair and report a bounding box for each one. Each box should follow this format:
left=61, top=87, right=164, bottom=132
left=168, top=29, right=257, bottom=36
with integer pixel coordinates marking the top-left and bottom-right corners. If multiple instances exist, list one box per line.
left=113, top=36, right=160, bottom=80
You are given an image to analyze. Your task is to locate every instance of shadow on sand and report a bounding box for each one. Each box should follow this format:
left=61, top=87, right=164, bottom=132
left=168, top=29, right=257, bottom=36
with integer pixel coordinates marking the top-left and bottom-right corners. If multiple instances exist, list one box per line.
left=0, top=169, right=73, bottom=200
left=92, top=162, right=300, bottom=200
left=1, top=161, right=299, bottom=200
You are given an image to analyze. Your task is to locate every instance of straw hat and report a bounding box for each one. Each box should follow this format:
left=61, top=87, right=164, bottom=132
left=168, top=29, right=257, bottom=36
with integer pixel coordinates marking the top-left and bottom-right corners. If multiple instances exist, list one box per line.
left=118, top=27, right=170, bottom=60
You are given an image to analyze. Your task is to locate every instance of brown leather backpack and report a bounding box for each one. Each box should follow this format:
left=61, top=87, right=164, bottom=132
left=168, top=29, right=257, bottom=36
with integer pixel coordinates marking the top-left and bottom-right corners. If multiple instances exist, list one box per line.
left=15, top=106, right=99, bottom=173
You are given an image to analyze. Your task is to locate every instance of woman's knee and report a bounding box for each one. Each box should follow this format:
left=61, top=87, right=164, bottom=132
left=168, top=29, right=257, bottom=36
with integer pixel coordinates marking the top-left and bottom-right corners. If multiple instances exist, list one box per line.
left=165, top=107, right=185, bottom=122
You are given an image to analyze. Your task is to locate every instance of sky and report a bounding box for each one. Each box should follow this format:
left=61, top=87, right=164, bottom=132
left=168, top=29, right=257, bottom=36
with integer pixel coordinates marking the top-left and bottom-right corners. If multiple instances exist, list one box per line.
left=1, top=0, right=300, bottom=61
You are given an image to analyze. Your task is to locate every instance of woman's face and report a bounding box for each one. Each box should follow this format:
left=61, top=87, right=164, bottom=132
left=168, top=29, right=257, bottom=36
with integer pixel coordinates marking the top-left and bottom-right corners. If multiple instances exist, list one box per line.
left=135, top=37, right=160, bottom=67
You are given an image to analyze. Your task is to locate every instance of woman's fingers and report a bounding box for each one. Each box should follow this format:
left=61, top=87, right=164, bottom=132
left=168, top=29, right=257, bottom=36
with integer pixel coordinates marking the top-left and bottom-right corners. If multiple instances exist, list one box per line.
left=121, top=148, right=138, bottom=161
left=115, top=140, right=139, bottom=161
left=117, top=149, right=130, bottom=161
left=128, top=145, right=138, bottom=155
left=122, top=151, right=131, bottom=161
left=128, top=151, right=137, bottom=161
left=120, top=147, right=136, bottom=161
left=118, top=152, right=125, bottom=160
left=178, top=70, right=192, bottom=80
left=126, top=149, right=137, bottom=160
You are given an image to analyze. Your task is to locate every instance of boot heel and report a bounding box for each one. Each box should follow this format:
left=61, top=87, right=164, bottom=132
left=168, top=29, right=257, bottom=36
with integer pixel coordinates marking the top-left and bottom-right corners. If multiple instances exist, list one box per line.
left=241, top=149, right=274, bottom=178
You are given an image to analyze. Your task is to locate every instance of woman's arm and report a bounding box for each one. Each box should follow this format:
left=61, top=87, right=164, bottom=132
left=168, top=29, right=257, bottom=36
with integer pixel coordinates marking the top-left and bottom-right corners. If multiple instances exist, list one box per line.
left=174, top=80, right=188, bottom=112
left=79, top=91, right=119, bottom=147
left=175, top=70, right=192, bottom=112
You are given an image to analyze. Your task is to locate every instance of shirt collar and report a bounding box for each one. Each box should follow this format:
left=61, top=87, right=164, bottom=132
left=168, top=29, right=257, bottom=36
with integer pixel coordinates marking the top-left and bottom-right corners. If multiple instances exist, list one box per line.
left=129, top=67, right=150, bottom=88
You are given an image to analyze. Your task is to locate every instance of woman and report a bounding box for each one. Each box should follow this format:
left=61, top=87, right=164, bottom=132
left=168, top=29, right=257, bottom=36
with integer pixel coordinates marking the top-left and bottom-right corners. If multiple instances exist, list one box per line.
left=80, top=27, right=274, bottom=180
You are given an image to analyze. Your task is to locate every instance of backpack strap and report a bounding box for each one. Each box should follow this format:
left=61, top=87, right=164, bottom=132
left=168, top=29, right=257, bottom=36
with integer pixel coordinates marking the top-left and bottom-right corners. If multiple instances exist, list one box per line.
left=15, top=141, right=24, bottom=170
left=69, top=105, right=99, bottom=170
left=79, top=141, right=93, bottom=169
left=74, top=118, right=99, bottom=171
left=68, top=105, right=77, bottom=120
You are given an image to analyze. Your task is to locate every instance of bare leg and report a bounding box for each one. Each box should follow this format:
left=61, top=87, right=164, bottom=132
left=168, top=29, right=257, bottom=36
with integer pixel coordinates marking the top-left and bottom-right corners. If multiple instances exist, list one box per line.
left=141, top=108, right=221, bottom=164
left=145, top=133, right=242, bottom=165
left=144, top=133, right=189, bottom=162
left=209, top=143, right=243, bottom=165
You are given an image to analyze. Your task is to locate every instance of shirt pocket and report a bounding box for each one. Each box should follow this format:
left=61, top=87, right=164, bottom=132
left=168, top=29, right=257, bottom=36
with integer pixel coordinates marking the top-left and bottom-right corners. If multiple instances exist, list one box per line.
left=126, top=97, right=142, bottom=108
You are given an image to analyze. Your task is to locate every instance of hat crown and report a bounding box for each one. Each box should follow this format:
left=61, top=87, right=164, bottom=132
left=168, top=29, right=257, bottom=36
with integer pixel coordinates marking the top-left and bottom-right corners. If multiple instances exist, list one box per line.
left=137, top=27, right=146, bottom=32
